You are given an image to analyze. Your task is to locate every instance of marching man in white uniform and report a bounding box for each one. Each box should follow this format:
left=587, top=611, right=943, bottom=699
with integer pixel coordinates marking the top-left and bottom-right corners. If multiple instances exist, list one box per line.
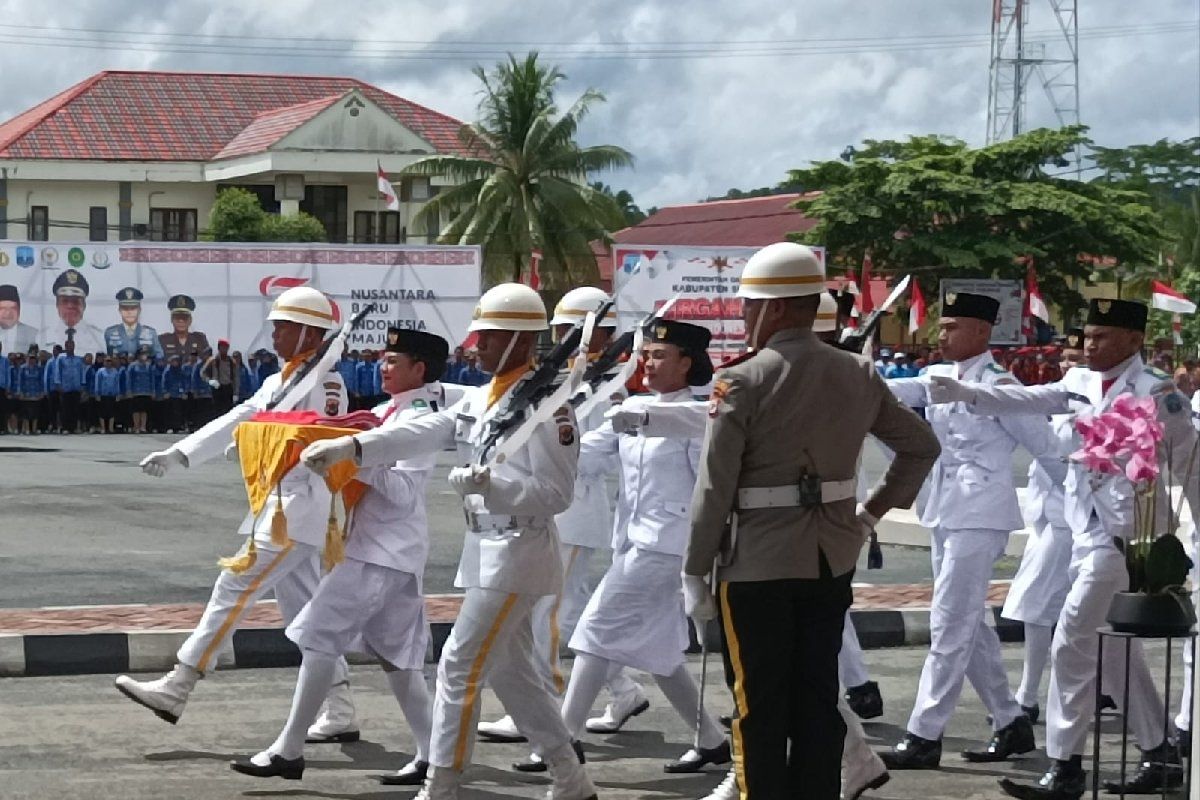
left=229, top=327, right=450, bottom=785
left=1001, top=330, right=1084, bottom=725
left=301, top=283, right=599, bottom=800
left=930, top=299, right=1196, bottom=799
left=480, top=287, right=650, bottom=773
left=880, top=291, right=1056, bottom=769
left=114, top=288, right=356, bottom=734
left=560, top=319, right=730, bottom=774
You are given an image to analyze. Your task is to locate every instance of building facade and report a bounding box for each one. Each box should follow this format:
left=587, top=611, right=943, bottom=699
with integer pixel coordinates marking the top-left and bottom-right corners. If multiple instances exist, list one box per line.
left=0, top=70, right=468, bottom=244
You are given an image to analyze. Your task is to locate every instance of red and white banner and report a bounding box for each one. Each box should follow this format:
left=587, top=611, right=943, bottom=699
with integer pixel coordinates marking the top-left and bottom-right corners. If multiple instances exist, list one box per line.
left=909, top=279, right=927, bottom=334
left=377, top=162, right=400, bottom=211
left=1151, top=280, right=1197, bottom=315
left=1025, top=263, right=1049, bottom=323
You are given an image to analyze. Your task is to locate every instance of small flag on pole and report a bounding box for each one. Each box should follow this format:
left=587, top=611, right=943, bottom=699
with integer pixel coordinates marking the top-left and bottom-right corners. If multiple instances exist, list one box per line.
left=909, top=279, right=926, bottom=334
left=377, top=162, right=400, bottom=211
left=1173, top=314, right=1184, bottom=346
left=1151, top=280, right=1197, bottom=315
left=1025, top=262, right=1050, bottom=323
left=526, top=249, right=543, bottom=291
left=858, top=254, right=875, bottom=316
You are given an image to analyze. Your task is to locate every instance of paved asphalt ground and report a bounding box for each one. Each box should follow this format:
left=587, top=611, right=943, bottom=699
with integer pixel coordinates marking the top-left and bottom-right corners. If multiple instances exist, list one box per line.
left=0, top=433, right=1022, bottom=609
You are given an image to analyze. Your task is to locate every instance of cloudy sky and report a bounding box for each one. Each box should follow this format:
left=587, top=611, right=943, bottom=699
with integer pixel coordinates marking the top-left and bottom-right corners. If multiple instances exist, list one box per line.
left=0, top=0, right=1195, bottom=208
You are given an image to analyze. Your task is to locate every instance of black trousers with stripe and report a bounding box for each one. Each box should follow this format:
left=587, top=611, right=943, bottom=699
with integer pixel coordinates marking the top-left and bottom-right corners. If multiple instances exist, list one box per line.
left=719, top=557, right=853, bottom=800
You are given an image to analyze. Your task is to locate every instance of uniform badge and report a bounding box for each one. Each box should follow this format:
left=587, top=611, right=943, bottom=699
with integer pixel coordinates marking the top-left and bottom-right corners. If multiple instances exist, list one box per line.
left=67, top=270, right=78, bottom=284
left=471, top=305, right=482, bottom=320
left=944, top=292, right=957, bottom=305
left=1097, top=300, right=1112, bottom=314
left=387, top=330, right=399, bottom=346
left=1067, top=334, right=1081, bottom=348
left=708, top=379, right=731, bottom=418
left=656, top=325, right=669, bottom=339
left=558, top=424, right=575, bottom=446
left=412, top=398, right=428, bottom=409
left=124, top=288, right=134, bottom=300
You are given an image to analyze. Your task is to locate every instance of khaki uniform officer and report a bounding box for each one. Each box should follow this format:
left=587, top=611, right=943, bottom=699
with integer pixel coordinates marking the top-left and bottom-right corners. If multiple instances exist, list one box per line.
left=114, top=287, right=354, bottom=734
left=301, top=284, right=599, bottom=800
left=684, top=242, right=940, bottom=800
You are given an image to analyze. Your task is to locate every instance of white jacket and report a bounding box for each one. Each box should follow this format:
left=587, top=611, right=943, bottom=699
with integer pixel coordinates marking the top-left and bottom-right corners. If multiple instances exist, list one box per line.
left=355, top=374, right=578, bottom=596
left=555, top=399, right=618, bottom=549
left=174, top=368, right=347, bottom=548
left=579, top=388, right=701, bottom=557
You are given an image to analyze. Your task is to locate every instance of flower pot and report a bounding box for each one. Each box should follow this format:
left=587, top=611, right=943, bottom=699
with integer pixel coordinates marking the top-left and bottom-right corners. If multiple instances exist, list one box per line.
left=1106, top=591, right=1197, bottom=637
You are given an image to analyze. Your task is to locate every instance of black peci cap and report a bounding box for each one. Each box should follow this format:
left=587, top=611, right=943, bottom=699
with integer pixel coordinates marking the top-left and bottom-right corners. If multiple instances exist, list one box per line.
left=1063, top=328, right=1085, bottom=349
left=385, top=327, right=450, bottom=382
left=1085, top=299, right=1147, bottom=332
left=942, top=291, right=999, bottom=324
left=646, top=319, right=714, bottom=387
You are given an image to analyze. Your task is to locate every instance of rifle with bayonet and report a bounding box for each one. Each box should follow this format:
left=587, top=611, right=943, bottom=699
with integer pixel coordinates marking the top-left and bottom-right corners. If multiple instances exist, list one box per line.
left=266, top=303, right=377, bottom=411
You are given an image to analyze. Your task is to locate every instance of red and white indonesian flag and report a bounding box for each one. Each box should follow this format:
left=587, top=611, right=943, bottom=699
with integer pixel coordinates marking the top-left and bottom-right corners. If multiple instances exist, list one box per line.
left=909, top=279, right=927, bottom=334
left=377, top=162, right=400, bottom=211
left=1025, top=262, right=1049, bottom=323
left=1151, top=280, right=1197, bottom=314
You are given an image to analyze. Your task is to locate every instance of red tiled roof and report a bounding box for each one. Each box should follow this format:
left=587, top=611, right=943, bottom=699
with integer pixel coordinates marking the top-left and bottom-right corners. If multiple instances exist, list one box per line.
left=612, top=193, right=817, bottom=247
left=211, top=94, right=343, bottom=160
left=0, top=70, right=467, bottom=161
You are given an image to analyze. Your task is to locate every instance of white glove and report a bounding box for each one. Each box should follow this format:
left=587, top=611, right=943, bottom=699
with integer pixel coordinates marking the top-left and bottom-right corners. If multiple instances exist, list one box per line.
left=449, top=464, right=491, bottom=497
left=682, top=574, right=718, bottom=623
left=605, top=405, right=646, bottom=434
left=207, top=379, right=220, bottom=389
left=224, top=441, right=239, bottom=462
left=856, top=503, right=880, bottom=536
left=300, top=437, right=357, bottom=477
left=928, top=375, right=976, bottom=405
left=140, top=448, right=187, bottom=478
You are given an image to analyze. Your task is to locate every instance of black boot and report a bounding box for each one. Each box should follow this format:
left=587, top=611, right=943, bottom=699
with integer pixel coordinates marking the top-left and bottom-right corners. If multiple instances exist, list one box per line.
left=664, top=740, right=731, bottom=773
left=1177, top=728, right=1191, bottom=759
left=845, top=680, right=884, bottom=720
left=229, top=754, right=305, bottom=780
left=963, top=714, right=1036, bottom=763
left=374, top=760, right=428, bottom=786
left=879, top=733, right=941, bottom=770
left=1022, top=703, right=1040, bottom=725
left=1103, top=741, right=1184, bottom=794
left=999, top=758, right=1086, bottom=800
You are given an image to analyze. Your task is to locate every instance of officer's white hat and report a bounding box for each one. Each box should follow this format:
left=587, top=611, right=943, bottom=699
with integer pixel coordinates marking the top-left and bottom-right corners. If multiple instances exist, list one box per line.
left=812, top=292, right=839, bottom=333
left=737, top=242, right=826, bottom=300
left=551, top=287, right=616, bottom=327
left=267, top=286, right=336, bottom=330
left=468, top=283, right=548, bottom=332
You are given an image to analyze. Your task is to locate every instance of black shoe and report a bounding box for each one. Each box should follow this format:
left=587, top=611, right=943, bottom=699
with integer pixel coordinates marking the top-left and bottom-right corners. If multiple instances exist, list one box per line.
left=664, top=740, right=731, bottom=773
left=1099, top=694, right=1118, bottom=713
left=1022, top=704, right=1040, bottom=725
left=304, top=729, right=361, bottom=744
left=999, top=760, right=1086, bottom=800
left=1103, top=742, right=1184, bottom=794
left=846, top=680, right=884, bottom=720
left=512, top=740, right=585, bottom=773
left=1178, top=729, right=1191, bottom=759
left=879, top=733, right=941, bottom=770
left=962, top=714, right=1036, bottom=763
left=229, top=754, right=305, bottom=780
left=374, top=760, right=429, bottom=786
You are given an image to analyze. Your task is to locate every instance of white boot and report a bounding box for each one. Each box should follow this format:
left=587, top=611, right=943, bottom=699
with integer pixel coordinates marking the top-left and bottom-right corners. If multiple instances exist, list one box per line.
left=701, top=769, right=739, bottom=800
left=545, top=742, right=598, bottom=800
left=414, top=765, right=461, bottom=800
left=585, top=687, right=650, bottom=733
left=114, top=663, right=200, bottom=724
left=305, top=680, right=360, bottom=743
left=477, top=713, right=526, bottom=742
left=842, top=742, right=889, bottom=800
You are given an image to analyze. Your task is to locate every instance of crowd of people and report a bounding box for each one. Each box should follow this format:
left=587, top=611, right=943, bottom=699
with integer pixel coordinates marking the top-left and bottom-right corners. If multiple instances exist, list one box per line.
left=0, top=341, right=494, bottom=435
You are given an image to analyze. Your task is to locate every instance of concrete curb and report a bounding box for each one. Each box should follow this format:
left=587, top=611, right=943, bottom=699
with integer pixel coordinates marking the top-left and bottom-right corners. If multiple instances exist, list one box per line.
left=1, top=606, right=1024, bottom=679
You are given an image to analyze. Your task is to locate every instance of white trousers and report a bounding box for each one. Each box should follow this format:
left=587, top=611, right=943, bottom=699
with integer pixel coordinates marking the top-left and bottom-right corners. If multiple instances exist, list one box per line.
left=175, top=540, right=347, bottom=686
left=908, top=527, right=1022, bottom=740
left=531, top=543, right=597, bottom=695
left=839, top=610, right=870, bottom=689
left=431, top=588, right=573, bottom=770
left=1046, top=544, right=1172, bottom=759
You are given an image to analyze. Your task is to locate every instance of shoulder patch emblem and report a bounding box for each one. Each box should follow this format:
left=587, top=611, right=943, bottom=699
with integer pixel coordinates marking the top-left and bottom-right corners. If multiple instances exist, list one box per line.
left=1146, top=366, right=1170, bottom=380
left=558, top=423, right=576, bottom=446
left=708, top=379, right=731, bottom=418
left=412, top=398, right=428, bottom=409
left=987, top=363, right=1007, bottom=374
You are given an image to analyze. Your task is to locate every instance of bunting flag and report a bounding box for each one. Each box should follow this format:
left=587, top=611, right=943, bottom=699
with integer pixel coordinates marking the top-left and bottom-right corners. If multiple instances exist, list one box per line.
left=377, top=162, right=400, bottom=211
left=909, top=279, right=927, bottom=334
left=1151, top=280, right=1197, bottom=314
left=523, top=249, right=543, bottom=291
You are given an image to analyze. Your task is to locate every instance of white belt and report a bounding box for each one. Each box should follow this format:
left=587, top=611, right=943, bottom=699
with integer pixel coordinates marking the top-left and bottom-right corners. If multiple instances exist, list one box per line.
left=465, top=511, right=541, bottom=533
left=736, top=480, right=857, bottom=509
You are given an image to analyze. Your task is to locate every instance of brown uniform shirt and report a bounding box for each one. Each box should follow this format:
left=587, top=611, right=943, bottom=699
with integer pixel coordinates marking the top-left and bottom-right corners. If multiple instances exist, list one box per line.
left=687, top=327, right=940, bottom=582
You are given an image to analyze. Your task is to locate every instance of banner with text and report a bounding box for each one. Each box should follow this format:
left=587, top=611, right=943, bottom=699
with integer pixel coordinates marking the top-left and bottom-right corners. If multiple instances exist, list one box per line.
left=611, top=244, right=827, bottom=361
left=0, top=242, right=481, bottom=357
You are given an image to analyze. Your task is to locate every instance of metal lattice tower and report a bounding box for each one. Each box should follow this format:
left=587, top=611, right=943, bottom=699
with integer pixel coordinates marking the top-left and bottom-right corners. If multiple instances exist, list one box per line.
left=987, top=0, right=1080, bottom=147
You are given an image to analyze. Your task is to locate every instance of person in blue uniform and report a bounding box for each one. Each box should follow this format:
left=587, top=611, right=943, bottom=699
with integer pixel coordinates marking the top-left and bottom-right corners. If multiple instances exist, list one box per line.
left=355, top=351, right=380, bottom=410
left=190, top=350, right=214, bottom=428
left=105, top=288, right=163, bottom=358
left=232, top=351, right=255, bottom=402
left=159, top=355, right=189, bottom=433
left=93, top=355, right=123, bottom=433
left=336, top=349, right=360, bottom=407
left=255, top=349, right=279, bottom=387
left=125, top=348, right=158, bottom=434
left=49, top=339, right=87, bottom=433
left=17, top=346, right=46, bottom=434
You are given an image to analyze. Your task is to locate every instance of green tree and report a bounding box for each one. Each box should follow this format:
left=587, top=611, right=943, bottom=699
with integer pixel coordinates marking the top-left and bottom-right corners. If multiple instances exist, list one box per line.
left=787, top=126, right=1164, bottom=323
left=402, top=52, right=634, bottom=287
left=590, top=182, right=646, bottom=227
left=207, top=187, right=326, bottom=243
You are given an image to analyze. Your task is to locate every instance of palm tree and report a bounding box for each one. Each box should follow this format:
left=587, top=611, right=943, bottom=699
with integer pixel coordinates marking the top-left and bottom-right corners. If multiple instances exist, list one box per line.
left=402, top=53, right=634, bottom=287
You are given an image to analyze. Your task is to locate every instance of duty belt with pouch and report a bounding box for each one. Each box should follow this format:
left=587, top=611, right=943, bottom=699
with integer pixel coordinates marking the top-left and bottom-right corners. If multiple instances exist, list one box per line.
left=464, top=511, right=539, bottom=538
left=717, top=474, right=858, bottom=567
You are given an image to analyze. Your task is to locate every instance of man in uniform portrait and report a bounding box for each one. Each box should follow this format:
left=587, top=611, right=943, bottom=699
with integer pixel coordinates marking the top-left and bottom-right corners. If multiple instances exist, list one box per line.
left=105, top=287, right=163, bottom=358
left=0, top=285, right=38, bottom=355
left=158, top=295, right=210, bottom=361
left=49, top=269, right=106, bottom=353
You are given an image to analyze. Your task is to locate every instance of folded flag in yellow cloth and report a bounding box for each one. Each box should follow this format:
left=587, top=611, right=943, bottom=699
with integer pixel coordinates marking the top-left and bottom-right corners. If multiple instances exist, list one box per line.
left=222, top=410, right=380, bottom=573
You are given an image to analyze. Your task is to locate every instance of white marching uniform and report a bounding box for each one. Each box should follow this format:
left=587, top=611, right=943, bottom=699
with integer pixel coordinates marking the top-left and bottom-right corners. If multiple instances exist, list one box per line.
left=887, top=352, right=1056, bottom=740
left=355, top=376, right=579, bottom=771
left=173, top=368, right=347, bottom=675
left=963, top=355, right=1200, bottom=758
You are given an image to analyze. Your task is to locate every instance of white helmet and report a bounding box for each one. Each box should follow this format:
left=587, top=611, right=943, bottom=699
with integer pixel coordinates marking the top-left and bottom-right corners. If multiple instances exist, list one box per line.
left=468, top=283, right=548, bottom=332
left=813, top=292, right=838, bottom=333
left=551, top=287, right=616, bottom=327
left=267, top=286, right=336, bottom=330
left=737, top=242, right=826, bottom=300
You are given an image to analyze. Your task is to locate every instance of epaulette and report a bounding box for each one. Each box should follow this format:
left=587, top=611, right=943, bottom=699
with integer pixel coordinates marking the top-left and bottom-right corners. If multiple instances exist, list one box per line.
left=1145, top=366, right=1170, bottom=380
left=986, top=363, right=1008, bottom=374
left=716, top=350, right=757, bottom=371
